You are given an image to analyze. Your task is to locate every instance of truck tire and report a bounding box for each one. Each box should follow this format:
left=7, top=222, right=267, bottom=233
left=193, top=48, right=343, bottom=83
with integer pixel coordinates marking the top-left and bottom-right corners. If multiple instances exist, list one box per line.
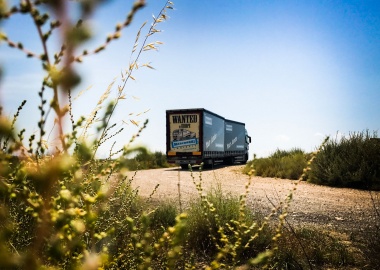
left=224, top=157, right=234, bottom=165
left=180, top=164, right=189, bottom=170
left=203, top=159, right=214, bottom=170
left=242, top=154, right=248, bottom=164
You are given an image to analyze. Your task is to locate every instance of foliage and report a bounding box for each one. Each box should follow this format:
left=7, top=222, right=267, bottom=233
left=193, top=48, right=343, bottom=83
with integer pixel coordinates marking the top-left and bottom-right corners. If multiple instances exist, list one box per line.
left=0, top=0, right=180, bottom=269
left=181, top=168, right=274, bottom=268
left=243, top=148, right=310, bottom=180
left=309, top=130, right=380, bottom=190
left=185, top=183, right=272, bottom=264
left=121, top=150, right=170, bottom=170
left=150, top=200, right=178, bottom=230
left=245, top=132, right=380, bottom=190
left=272, top=227, right=357, bottom=269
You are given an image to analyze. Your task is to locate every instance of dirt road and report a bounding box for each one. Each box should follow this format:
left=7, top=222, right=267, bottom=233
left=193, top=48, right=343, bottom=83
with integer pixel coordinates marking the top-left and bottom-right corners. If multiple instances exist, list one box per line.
left=127, top=165, right=379, bottom=234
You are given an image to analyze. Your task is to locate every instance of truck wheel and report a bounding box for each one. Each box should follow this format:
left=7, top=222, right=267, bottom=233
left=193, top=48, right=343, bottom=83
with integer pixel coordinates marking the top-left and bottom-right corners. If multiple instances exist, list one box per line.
left=242, top=154, right=248, bottom=164
left=180, top=164, right=188, bottom=170
left=224, top=157, right=234, bottom=165
left=203, top=159, right=214, bottom=170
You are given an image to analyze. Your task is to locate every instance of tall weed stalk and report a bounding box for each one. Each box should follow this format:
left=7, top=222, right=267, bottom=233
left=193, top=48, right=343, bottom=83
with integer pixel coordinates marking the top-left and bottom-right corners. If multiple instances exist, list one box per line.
left=0, top=1, right=179, bottom=269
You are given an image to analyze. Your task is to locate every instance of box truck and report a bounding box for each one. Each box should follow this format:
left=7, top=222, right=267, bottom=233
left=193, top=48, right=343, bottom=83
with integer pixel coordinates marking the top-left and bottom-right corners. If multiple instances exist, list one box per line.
left=166, top=108, right=251, bottom=169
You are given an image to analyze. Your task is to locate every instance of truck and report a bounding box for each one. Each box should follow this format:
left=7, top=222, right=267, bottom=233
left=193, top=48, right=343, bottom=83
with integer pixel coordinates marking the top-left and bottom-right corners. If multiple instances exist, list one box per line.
left=166, top=108, right=251, bottom=169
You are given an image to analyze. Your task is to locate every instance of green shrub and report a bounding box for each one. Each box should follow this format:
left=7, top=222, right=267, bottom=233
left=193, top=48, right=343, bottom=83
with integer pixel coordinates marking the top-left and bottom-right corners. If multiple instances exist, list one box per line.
left=150, top=200, right=178, bottom=230
left=183, top=172, right=278, bottom=268
left=272, top=227, right=357, bottom=269
left=309, top=130, right=380, bottom=190
left=122, top=150, right=170, bottom=170
left=186, top=186, right=243, bottom=255
left=244, top=148, right=310, bottom=180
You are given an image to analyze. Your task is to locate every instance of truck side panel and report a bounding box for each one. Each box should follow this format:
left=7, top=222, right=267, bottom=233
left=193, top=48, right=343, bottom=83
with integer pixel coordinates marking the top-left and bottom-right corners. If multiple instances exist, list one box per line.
left=203, top=111, right=225, bottom=157
left=224, top=120, right=245, bottom=152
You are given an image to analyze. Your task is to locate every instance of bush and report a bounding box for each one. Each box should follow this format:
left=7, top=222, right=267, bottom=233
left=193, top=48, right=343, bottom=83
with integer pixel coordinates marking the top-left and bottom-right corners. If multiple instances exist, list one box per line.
left=184, top=182, right=274, bottom=266
left=273, top=227, right=357, bottom=269
left=186, top=186, right=243, bottom=254
left=122, top=150, right=170, bottom=170
left=244, top=148, right=310, bottom=180
left=309, top=130, right=380, bottom=190
left=150, top=200, right=178, bottom=230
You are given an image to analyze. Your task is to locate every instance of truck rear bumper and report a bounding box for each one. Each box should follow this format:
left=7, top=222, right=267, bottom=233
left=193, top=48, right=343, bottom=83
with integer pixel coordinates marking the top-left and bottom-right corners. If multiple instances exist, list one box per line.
left=167, top=157, right=201, bottom=165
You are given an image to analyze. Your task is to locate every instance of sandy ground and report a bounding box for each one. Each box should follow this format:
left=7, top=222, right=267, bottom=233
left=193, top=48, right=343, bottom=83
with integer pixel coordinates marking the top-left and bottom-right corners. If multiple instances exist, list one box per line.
left=127, top=165, right=379, bottom=235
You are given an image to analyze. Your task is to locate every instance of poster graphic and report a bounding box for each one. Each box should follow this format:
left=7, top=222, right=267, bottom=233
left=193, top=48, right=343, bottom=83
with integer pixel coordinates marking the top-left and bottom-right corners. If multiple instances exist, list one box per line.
left=171, top=129, right=198, bottom=148
left=169, top=113, right=200, bottom=152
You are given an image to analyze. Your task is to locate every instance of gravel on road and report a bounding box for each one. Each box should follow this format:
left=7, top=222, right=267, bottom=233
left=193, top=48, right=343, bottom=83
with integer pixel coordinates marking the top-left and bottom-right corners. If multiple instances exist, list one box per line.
left=127, top=165, right=379, bottom=235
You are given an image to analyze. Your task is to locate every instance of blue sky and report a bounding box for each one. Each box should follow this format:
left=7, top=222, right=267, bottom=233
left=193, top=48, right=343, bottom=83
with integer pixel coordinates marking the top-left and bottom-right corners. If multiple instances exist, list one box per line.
left=1, top=0, right=379, bottom=158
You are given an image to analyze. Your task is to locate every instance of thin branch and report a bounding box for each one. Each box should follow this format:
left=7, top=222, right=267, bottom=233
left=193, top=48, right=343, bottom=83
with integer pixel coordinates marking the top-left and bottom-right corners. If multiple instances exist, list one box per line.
left=91, top=0, right=172, bottom=159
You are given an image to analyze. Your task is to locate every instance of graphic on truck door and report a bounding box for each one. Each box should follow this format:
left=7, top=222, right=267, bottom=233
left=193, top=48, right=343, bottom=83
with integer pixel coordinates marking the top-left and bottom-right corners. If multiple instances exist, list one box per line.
left=173, top=129, right=196, bottom=141
left=169, top=113, right=200, bottom=152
